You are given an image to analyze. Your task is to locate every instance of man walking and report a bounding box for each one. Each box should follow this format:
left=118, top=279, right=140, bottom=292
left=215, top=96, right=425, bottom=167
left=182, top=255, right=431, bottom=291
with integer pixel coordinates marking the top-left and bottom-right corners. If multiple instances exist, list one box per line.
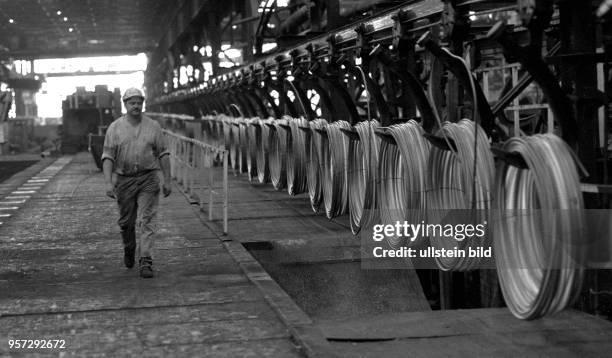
left=101, top=87, right=171, bottom=278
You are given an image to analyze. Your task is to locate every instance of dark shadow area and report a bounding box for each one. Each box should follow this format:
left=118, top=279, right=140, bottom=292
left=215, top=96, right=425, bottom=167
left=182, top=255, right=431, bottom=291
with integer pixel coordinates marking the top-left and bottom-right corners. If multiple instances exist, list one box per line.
left=0, top=161, right=39, bottom=183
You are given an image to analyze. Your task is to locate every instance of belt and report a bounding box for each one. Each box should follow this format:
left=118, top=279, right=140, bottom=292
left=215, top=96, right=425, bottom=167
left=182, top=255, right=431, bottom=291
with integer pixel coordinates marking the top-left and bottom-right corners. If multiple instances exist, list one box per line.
left=116, top=169, right=157, bottom=177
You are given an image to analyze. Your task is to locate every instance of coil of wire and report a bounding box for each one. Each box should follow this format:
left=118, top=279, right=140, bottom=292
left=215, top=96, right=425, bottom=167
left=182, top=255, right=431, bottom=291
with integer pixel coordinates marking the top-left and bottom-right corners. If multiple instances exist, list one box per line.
left=226, top=117, right=239, bottom=170
left=213, top=117, right=224, bottom=153
left=201, top=117, right=211, bottom=144
left=215, top=118, right=224, bottom=147
left=268, top=117, right=288, bottom=190
left=238, top=118, right=249, bottom=174
left=220, top=115, right=231, bottom=151
left=210, top=117, right=223, bottom=162
left=256, top=118, right=272, bottom=183
left=493, top=134, right=584, bottom=320
left=307, top=118, right=328, bottom=212
left=286, top=117, right=309, bottom=196
left=347, top=120, right=381, bottom=234
left=322, top=120, right=351, bottom=219
left=426, top=119, right=495, bottom=271
left=377, top=120, right=431, bottom=246
left=245, top=117, right=259, bottom=181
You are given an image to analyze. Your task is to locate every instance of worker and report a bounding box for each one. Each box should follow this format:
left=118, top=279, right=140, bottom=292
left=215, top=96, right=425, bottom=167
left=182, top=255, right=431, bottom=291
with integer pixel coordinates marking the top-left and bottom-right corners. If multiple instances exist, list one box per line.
left=101, top=87, right=172, bottom=278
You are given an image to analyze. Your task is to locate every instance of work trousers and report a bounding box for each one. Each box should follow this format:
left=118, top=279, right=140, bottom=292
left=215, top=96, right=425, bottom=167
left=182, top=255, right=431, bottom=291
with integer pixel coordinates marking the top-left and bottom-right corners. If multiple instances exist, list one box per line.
left=115, top=170, right=160, bottom=258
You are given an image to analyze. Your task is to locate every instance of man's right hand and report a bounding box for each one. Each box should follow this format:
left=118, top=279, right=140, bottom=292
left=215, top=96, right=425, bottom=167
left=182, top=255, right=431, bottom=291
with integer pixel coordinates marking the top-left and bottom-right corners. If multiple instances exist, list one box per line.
left=106, top=184, right=116, bottom=199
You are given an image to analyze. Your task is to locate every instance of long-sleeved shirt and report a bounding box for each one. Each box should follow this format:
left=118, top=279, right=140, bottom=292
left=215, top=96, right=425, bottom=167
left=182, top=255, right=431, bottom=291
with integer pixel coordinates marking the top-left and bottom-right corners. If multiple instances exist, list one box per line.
left=101, top=115, right=169, bottom=176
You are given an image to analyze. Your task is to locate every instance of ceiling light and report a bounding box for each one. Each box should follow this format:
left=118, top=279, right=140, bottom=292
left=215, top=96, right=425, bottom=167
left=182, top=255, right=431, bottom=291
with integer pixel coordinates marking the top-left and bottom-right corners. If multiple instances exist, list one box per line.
left=68, top=27, right=74, bottom=32
left=57, top=10, right=62, bottom=15
left=63, top=17, right=68, bottom=21
left=8, top=19, right=14, bottom=24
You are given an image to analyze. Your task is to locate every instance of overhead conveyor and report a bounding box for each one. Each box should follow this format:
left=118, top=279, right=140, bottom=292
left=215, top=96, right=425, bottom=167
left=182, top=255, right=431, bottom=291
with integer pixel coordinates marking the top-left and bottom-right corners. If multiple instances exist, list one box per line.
left=145, top=0, right=612, bottom=322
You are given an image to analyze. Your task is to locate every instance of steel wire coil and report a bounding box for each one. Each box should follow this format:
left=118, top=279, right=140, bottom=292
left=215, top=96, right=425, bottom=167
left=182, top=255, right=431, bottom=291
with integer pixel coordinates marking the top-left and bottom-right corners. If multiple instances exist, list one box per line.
left=226, top=117, right=240, bottom=170
left=268, top=118, right=288, bottom=190
left=215, top=118, right=224, bottom=147
left=377, top=120, right=431, bottom=246
left=238, top=119, right=249, bottom=174
left=322, top=120, right=351, bottom=218
left=211, top=118, right=224, bottom=162
left=307, top=118, right=328, bottom=212
left=256, top=118, right=272, bottom=183
left=245, top=118, right=259, bottom=181
left=426, top=119, right=495, bottom=271
left=201, top=117, right=212, bottom=144
left=286, top=117, right=309, bottom=195
left=347, top=120, right=382, bottom=234
left=220, top=115, right=231, bottom=150
left=494, top=134, right=584, bottom=320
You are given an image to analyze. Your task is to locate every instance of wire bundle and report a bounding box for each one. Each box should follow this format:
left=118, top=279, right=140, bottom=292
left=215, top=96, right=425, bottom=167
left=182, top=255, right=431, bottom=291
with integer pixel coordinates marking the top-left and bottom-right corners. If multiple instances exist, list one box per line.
left=322, top=120, right=351, bottom=219
left=201, top=116, right=212, bottom=144
left=377, top=120, right=431, bottom=246
left=216, top=118, right=224, bottom=146
left=286, top=117, right=309, bottom=195
left=245, top=118, right=259, bottom=181
left=426, top=119, right=495, bottom=271
left=256, top=118, right=272, bottom=183
left=209, top=117, right=221, bottom=147
left=493, top=134, right=584, bottom=320
left=347, top=120, right=382, bottom=234
left=220, top=115, right=231, bottom=150
left=238, top=118, right=249, bottom=174
left=226, top=117, right=240, bottom=170
left=307, top=118, right=328, bottom=212
left=268, top=118, right=288, bottom=190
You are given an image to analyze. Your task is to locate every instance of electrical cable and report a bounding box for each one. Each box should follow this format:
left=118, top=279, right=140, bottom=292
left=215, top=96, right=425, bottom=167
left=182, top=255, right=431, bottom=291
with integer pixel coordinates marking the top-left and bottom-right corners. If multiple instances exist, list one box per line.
left=494, top=134, right=585, bottom=320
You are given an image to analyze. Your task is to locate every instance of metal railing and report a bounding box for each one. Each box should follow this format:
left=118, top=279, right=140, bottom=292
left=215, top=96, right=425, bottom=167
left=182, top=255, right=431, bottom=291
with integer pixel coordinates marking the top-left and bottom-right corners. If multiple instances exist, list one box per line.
left=162, top=129, right=229, bottom=234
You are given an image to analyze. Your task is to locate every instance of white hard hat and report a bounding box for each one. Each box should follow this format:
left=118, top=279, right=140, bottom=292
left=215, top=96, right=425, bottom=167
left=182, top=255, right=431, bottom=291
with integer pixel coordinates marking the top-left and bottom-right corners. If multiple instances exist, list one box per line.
left=122, top=87, right=145, bottom=101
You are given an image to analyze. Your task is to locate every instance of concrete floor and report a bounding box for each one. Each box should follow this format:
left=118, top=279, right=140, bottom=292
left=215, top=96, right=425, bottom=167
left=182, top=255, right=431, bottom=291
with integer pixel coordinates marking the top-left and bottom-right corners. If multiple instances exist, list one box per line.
left=2, top=153, right=612, bottom=357
left=0, top=154, right=312, bottom=357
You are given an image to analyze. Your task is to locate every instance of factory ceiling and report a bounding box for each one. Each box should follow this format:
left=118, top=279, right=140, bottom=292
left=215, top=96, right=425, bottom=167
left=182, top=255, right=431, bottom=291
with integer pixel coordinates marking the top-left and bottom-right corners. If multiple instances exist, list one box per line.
left=0, top=0, right=177, bottom=59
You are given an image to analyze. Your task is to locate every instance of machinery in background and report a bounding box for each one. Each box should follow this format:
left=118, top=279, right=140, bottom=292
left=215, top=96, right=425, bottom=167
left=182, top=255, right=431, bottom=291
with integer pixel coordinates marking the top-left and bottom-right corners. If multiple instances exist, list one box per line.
left=61, top=85, right=122, bottom=168
left=0, top=91, right=12, bottom=154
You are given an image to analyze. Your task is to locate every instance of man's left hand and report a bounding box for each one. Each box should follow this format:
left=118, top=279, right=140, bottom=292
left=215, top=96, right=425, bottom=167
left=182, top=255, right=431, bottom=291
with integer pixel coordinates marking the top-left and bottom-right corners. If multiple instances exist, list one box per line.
left=162, top=182, right=172, bottom=197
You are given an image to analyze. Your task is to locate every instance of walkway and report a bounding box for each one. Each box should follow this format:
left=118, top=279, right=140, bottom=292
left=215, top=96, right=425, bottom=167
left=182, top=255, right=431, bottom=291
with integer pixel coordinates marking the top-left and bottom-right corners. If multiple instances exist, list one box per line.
left=0, top=153, right=315, bottom=357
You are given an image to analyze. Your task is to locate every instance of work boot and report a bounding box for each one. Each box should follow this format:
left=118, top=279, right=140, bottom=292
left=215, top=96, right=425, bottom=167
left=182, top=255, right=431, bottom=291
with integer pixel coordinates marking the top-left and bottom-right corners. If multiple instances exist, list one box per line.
left=124, top=245, right=136, bottom=268
left=139, top=257, right=153, bottom=278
